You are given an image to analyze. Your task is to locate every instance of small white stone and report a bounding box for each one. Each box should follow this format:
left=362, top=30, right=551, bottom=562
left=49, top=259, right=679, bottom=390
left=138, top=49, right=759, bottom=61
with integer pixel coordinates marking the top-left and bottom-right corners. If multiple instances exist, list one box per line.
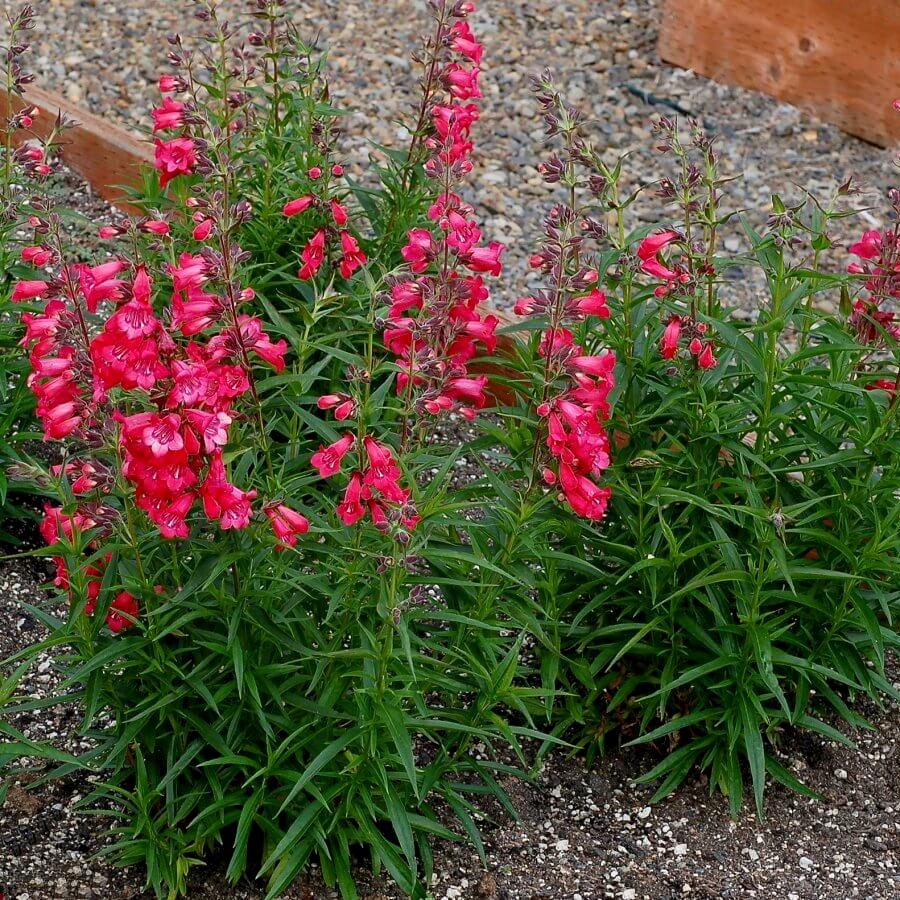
left=674, top=843, right=688, bottom=856
left=835, top=768, right=848, bottom=780
left=638, top=806, right=651, bottom=819
left=555, top=839, right=570, bottom=852
left=622, top=890, right=637, bottom=900
left=799, top=856, right=814, bottom=871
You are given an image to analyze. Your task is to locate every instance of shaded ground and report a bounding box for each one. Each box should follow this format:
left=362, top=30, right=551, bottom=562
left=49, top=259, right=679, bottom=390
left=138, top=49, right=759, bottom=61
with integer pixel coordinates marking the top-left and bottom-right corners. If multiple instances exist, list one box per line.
left=2, top=545, right=899, bottom=899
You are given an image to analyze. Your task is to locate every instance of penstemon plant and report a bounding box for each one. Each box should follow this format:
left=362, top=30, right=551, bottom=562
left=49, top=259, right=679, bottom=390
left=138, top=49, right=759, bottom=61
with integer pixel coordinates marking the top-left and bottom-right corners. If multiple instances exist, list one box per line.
left=0, top=3, right=549, bottom=898
left=0, top=3, right=67, bottom=537
left=495, top=72, right=900, bottom=816
left=2, top=2, right=899, bottom=898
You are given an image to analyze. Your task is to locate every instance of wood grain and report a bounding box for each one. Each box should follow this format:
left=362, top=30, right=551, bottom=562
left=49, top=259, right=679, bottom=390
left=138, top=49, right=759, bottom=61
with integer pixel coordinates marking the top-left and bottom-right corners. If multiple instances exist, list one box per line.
left=1, top=84, right=153, bottom=213
left=658, top=0, right=900, bottom=148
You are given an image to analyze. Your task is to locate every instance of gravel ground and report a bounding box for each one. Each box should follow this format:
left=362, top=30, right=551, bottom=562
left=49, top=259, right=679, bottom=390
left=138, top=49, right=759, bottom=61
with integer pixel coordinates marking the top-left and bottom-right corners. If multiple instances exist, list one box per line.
left=2, top=0, right=897, bottom=308
left=2, top=546, right=900, bottom=900
left=2, top=2, right=900, bottom=899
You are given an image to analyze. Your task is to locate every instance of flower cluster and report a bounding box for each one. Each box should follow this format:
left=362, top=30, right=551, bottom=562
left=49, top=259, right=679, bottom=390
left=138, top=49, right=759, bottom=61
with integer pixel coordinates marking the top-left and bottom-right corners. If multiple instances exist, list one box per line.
left=657, top=311, right=717, bottom=369
left=514, top=75, right=617, bottom=522
left=634, top=231, right=718, bottom=370
left=637, top=230, right=689, bottom=296
left=14, top=219, right=301, bottom=554
left=153, top=78, right=197, bottom=187
left=646, top=117, right=721, bottom=369
left=518, top=229, right=616, bottom=520
left=848, top=226, right=900, bottom=349
left=311, top=424, right=418, bottom=534
left=15, top=255, right=130, bottom=438
left=38, top=504, right=138, bottom=632
left=385, top=0, right=500, bottom=420
left=284, top=165, right=368, bottom=282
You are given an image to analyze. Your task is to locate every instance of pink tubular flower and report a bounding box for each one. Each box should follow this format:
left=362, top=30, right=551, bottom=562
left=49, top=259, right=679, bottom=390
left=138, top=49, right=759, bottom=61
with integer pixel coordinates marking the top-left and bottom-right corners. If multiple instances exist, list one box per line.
left=465, top=241, right=504, bottom=276
left=401, top=229, right=435, bottom=273
left=200, top=452, right=257, bottom=530
left=266, top=503, right=309, bottom=549
left=140, top=219, right=170, bottom=236
left=638, top=230, right=680, bottom=281
left=558, top=463, right=611, bottom=521
left=697, top=343, right=717, bottom=370
left=298, top=229, right=326, bottom=280
left=158, top=74, right=179, bottom=92
left=169, top=253, right=209, bottom=292
left=450, top=21, right=484, bottom=63
left=660, top=315, right=682, bottom=359
left=75, top=260, right=128, bottom=312
left=311, top=433, right=355, bottom=478
left=154, top=137, right=197, bottom=188
left=638, top=230, right=679, bottom=261
left=12, top=279, right=50, bottom=302
left=317, top=393, right=356, bottom=421
left=192, top=218, right=214, bottom=241
left=514, top=296, right=537, bottom=316
left=152, top=96, right=185, bottom=132
left=338, top=232, right=367, bottom=279
left=106, top=591, right=139, bottom=634
left=444, top=62, right=482, bottom=100
left=336, top=472, right=366, bottom=526
left=172, top=287, right=222, bottom=336
left=22, top=245, right=53, bottom=267
left=849, top=230, right=882, bottom=261
left=283, top=195, right=314, bottom=217
left=146, top=492, right=196, bottom=540
left=330, top=199, right=348, bottom=226
left=142, top=413, right=185, bottom=458
left=571, top=352, right=616, bottom=379
left=185, top=409, right=233, bottom=454
left=236, top=315, right=288, bottom=372
left=574, top=289, right=610, bottom=318
left=362, top=437, right=402, bottom=493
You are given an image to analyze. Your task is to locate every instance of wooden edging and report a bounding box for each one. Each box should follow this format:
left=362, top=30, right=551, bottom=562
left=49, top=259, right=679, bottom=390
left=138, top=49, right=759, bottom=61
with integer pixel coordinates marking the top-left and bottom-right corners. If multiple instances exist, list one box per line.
left=1, top=85, right=152, bottom=214
left=658, top=0, right=900, bottom=148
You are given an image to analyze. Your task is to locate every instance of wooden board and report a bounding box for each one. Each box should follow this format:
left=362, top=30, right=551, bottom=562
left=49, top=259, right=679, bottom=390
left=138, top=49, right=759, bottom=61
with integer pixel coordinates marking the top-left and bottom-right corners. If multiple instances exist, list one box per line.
left=1, top=85, right=153, bottom=213
left=658, top=0, right=900, bottom=148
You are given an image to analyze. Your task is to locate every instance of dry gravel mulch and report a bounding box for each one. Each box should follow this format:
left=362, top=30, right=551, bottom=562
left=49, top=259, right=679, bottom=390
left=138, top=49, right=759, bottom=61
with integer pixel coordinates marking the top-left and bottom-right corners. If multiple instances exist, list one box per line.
left=1, top=0, right=897, bottom=308
left=2, top=1, right=900, bottom=899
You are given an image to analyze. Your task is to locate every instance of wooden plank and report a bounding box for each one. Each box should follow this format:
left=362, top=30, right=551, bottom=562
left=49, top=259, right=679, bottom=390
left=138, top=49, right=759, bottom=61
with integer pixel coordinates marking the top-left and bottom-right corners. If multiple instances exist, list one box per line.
left=658, top=0, right=900, bottom=148
left=1, top=84, right=153, bottom=213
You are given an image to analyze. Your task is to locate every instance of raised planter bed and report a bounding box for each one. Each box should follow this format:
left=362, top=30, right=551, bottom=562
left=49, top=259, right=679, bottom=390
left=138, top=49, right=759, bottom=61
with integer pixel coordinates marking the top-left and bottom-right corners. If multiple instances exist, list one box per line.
left=658, top=0, right=900, bottom=148
left=1, top=85, right=151, bottom=214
